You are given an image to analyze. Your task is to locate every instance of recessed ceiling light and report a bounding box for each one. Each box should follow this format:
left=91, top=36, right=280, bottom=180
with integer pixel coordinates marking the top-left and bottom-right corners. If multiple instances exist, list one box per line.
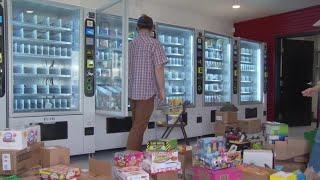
left=26, top=10, right=34, bottom=14
left=233, top=0, right=240, bottom=9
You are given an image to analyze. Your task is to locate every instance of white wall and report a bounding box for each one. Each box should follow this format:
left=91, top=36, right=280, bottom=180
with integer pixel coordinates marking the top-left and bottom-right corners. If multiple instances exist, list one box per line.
left=50, top=0, right=233, bottom=35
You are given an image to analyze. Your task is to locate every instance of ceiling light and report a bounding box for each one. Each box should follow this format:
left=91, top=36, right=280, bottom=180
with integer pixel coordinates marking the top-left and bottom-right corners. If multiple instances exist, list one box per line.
left=232, top=0, right=240, bottom=9
left=26, top=10, right=34, bottom=14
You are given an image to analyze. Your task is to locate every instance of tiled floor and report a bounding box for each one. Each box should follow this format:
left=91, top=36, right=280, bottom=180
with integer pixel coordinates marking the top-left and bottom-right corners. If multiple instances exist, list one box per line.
left=70, top=123, right=318, bottom=169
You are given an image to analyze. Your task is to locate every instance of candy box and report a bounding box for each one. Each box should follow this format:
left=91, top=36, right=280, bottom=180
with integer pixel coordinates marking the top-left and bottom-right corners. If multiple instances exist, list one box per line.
left=264, top=122, right=288, bottom=136
left=193, top=167, right=242, bottom=180
left=197, top=137, right=226, bottom=154
left=145, top=151, right=178, bottom=164
left=26, top=125, right=41, bottom=146
left=146, top=139, right=177, bottom=152
left=142, top=159, right=181, bottom=175
left=270, top=171, right=296, bottom=180
left=227, top=151, right=242, bottom=165
left=113, top=166, right=149, bottom=180
left=0, top=129, right=27, bottom=150
left=114, top=151, right=144, bottom=167
left=39, top=165, right=81, bottom=180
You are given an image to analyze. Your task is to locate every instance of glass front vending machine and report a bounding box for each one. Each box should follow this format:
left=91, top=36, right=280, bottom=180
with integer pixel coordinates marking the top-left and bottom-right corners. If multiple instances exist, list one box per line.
left=233, top=38, right=267, bottom=121
left=155, top=23, right=197, bottom=138
left=5, top=0, right=95, bottom=155
left=94, top=0, right=139, bottom=151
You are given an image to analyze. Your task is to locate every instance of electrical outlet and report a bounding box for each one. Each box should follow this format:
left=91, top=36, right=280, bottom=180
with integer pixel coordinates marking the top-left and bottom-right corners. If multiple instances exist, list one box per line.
left=197, top=117, right=202, bottom=123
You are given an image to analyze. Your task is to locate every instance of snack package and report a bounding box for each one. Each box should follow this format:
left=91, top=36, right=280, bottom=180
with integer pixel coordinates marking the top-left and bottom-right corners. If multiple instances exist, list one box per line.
left=26, top=125, right=41, bottom=146
left=0, top=129, right=28, bottom=150
left=197, top=137, right=226, bottom=154
left=142, top=159, right=181, bottom=175
left=113, top=166, right=149, bottom=180
left=114, top=151, right=144, bottom=167
left=146, top=139, right=177, bottom=152
left=145, top=151, right=179, bottom=164
left=39, top=165, right=81, bottom=180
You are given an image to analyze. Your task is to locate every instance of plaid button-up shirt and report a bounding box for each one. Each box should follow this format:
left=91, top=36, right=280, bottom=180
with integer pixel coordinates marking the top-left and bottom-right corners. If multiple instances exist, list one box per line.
left=128, top=31, right=167, bottom=100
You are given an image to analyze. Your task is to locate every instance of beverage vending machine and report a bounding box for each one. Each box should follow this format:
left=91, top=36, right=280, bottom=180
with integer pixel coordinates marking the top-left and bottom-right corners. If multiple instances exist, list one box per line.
left=5, top=0, right=95, bottom=155
left=233, top=38, right=267, bottom=121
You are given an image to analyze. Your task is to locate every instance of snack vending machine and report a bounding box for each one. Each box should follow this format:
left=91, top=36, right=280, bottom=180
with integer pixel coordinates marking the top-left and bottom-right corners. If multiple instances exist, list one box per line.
left=233, top=38, right=267, bottom=121
left=203, top=32, right=232, bottom=105
left=94, top=0, right=138, bottom=150
left=157, top=23, right=195, bottom=106
left=5, top=0, right=95, bottom=155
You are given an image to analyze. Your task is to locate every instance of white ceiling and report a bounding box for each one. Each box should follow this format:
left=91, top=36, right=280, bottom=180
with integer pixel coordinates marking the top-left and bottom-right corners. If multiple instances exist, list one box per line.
left=147, top=0, right=320, bottom=22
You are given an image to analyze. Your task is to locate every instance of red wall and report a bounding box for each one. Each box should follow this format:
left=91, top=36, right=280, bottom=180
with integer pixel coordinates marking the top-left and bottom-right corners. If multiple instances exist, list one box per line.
left=234, top=5, right=320, bottom=121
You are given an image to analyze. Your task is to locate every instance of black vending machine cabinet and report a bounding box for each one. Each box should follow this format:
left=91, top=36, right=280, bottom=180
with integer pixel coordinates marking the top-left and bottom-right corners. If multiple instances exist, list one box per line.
left=0, top=4, right=5, bottom=98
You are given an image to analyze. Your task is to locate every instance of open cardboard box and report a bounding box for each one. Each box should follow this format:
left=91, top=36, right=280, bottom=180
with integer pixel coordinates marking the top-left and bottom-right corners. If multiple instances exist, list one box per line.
left=79, top=159, right=112, bottom=180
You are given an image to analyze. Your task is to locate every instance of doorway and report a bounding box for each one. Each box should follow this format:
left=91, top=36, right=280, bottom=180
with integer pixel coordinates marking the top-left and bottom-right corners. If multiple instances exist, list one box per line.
left=275, top=35, right=319, bottom=127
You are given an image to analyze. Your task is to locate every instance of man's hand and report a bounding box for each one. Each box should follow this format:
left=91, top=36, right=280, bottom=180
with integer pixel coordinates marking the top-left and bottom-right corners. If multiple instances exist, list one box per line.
left=158, top=89, right=165, bottom=101
left=302, top=87, right=318, bottom=97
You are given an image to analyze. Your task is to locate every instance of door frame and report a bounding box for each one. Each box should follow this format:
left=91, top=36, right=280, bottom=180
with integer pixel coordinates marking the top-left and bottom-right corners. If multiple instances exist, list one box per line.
left=275, top=31, right=319, bottom=122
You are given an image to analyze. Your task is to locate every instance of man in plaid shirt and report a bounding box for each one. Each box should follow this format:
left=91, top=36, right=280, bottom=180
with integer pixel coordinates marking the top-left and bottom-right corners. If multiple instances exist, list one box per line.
left=127, top=15, right=167, bottom=150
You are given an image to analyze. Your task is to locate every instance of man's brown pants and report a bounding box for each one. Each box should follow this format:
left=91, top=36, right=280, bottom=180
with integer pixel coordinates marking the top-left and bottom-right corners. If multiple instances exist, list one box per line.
left=127, top=96, right=155, bottom=151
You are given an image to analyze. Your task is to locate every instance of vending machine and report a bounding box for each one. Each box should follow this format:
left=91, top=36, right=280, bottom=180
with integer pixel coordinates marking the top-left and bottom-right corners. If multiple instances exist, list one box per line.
left=203, top=32, right=232, bottom=105
left=5, top=0, right=95, bottom=155
left=94, top=0, right=140, bottom=150
left=233, top=38, right=267, bottom=121
left=157, top=23, right=195, bottom=105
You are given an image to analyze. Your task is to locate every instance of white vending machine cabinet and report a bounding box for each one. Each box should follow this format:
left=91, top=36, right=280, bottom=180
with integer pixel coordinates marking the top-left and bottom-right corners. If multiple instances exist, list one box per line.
left=233, top=38, right=267, bottom=121
left=5, top=0, right=95, bottom=155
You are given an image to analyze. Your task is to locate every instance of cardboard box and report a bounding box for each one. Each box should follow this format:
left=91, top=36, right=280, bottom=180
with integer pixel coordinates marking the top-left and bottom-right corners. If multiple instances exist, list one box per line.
left=274, top=138, right=310, bottom=160
left=0, top=129, right=28, bottom=150
left=193, top=167, right=242, bottom=180
left=142, top=159, right=181, bottom=175
left=265, top=122, right=288, bottom=136
left=270, top=171, right=296, bottom=180
left=79, top=159, right=112, bottom=180
left=214, top=121, right=239, bottom=136
left=151, top=171, right=178, bottom=180
left=237, top=165, right=276, bottom=180
left=0, top=142, right=43, bottom=175
left=42, top=146, right=70, bottom=168
left=178, top=150, right=192, bottom=178
left=238, top=119, right=262, bottom=133
left=243, top=150, right=273, bottom=168
left=26, top=125, right=41, bottom=146
left=113, top=166, right=149, bottom=180
left=216, top=111, right=237, bottom=124
left=20, top=165, right=41, bottom=180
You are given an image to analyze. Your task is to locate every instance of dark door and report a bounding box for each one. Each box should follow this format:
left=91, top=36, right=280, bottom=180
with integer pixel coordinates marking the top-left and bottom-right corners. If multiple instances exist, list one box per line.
left=278, top=39, right=313, bottom=126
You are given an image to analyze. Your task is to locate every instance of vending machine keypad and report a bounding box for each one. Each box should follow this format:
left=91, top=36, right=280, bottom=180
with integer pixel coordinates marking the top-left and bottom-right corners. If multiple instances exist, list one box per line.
left=84, top=18, right=95, bottom=97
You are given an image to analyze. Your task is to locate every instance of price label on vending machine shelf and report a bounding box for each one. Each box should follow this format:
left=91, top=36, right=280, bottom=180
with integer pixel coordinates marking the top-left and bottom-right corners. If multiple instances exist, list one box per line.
left=84, top=17, right=95, bottom=97
left=196, top=34, right=203, bottom=94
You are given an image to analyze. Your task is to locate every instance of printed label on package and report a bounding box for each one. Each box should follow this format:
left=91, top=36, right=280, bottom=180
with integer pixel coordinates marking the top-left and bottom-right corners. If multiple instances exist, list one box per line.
left=2, top=154, right=11, bottom=171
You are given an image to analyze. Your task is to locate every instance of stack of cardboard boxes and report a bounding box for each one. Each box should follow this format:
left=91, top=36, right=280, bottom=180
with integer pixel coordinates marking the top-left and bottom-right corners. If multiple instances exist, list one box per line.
left=214, top=111, right=262, bottom=135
